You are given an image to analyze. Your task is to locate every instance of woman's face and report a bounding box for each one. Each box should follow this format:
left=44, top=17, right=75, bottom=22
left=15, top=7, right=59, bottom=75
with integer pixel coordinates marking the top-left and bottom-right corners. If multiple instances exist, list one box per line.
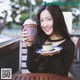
left=40, top=9, right=53, bottom=35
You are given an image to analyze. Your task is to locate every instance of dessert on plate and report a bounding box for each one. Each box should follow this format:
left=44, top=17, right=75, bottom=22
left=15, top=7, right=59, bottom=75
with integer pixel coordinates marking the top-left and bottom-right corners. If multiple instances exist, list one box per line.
left=42, top=41, right=53, bottom=51
left=42, top=44, right=53, bottom=51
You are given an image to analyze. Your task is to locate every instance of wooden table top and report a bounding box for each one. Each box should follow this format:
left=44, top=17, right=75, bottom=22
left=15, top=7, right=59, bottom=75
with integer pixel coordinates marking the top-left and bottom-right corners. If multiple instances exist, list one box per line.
left=12, top=73, right=74, bottom=80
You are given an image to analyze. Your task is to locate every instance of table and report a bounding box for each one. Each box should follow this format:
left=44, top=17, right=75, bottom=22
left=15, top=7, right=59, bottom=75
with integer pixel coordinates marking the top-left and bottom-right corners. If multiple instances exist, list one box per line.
left=12, top=73, right=74, bottom=80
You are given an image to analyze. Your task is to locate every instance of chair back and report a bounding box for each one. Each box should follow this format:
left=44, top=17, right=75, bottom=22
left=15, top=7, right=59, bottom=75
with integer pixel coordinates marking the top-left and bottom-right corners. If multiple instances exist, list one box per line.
left=68, top=37, right=80, bottom=79
left=19, top=40, right=30, bottom=73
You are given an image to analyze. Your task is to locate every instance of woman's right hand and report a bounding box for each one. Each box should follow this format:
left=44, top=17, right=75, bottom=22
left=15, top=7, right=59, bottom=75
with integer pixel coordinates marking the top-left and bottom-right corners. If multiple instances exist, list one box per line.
left=22, top=28, right=32, bottom=47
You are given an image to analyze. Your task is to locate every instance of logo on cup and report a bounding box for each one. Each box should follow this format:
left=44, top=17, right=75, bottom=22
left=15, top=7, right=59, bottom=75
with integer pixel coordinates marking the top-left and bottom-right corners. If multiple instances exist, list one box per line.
left=28, top=28, right=37, bottom=35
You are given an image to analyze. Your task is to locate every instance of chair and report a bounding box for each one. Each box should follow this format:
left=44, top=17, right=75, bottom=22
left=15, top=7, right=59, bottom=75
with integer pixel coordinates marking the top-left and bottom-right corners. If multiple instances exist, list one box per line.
left=19, top=40, right=30, bottom=73
left=68, top=36, right=80, bottom=80
left=12, top=73, right=74, bottom=80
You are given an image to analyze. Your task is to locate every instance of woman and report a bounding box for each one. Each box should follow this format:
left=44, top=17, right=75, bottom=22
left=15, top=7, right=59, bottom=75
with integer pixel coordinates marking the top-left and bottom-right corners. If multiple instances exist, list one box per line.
left=22, top=5, right=75, bottom=76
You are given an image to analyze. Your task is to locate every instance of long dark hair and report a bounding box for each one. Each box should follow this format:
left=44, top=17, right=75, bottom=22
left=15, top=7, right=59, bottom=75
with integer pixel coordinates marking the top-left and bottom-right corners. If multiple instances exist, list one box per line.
left=37, top=5, right=70, bottom=43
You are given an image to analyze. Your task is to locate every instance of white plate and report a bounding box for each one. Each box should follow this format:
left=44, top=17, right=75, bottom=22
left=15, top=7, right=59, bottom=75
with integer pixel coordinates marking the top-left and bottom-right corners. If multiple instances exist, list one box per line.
left=36, top=46, right=63, bottom=54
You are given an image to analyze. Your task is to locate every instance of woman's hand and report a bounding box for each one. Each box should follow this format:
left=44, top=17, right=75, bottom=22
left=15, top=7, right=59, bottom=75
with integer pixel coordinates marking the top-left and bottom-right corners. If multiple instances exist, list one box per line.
left=22, top=28, right=32, bottom=47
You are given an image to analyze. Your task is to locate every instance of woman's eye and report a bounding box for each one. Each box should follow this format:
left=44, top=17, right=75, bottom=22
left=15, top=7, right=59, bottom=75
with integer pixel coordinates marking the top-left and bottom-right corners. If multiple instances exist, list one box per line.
left=40, top=20, right=43, bottom=22
left=40, top=18, right=52, bottom=22
left=47, top=19, right=52, bottom=21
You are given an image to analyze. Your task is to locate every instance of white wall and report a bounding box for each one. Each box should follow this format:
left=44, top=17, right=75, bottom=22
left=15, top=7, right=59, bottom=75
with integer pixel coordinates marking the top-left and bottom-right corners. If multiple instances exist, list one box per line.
left=63, top=12, right=72, bottom=34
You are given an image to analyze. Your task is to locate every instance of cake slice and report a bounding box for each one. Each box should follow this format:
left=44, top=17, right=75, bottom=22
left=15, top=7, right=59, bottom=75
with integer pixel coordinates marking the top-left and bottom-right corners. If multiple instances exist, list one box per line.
left=42, top=44, right=53, bottom=51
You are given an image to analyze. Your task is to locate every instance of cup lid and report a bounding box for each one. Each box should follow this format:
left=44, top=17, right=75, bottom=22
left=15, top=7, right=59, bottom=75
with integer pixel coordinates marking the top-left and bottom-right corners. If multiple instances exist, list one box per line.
left=23, top=19, right=37, bottom=26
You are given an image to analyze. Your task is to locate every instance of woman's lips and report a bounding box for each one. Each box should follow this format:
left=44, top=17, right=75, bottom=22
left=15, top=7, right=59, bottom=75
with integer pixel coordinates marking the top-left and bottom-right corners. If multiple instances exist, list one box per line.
left=44, top=28, right=51, bottom=32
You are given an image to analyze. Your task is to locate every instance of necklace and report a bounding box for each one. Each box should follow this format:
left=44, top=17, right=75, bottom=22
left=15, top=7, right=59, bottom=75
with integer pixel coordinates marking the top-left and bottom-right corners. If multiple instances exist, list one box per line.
left=48, top=37, right=65, bottom=42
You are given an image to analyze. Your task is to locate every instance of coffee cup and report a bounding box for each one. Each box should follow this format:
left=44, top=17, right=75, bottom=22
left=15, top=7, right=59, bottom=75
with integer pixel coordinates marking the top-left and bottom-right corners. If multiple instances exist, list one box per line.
left=23, top=19, right=37, bottom=42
